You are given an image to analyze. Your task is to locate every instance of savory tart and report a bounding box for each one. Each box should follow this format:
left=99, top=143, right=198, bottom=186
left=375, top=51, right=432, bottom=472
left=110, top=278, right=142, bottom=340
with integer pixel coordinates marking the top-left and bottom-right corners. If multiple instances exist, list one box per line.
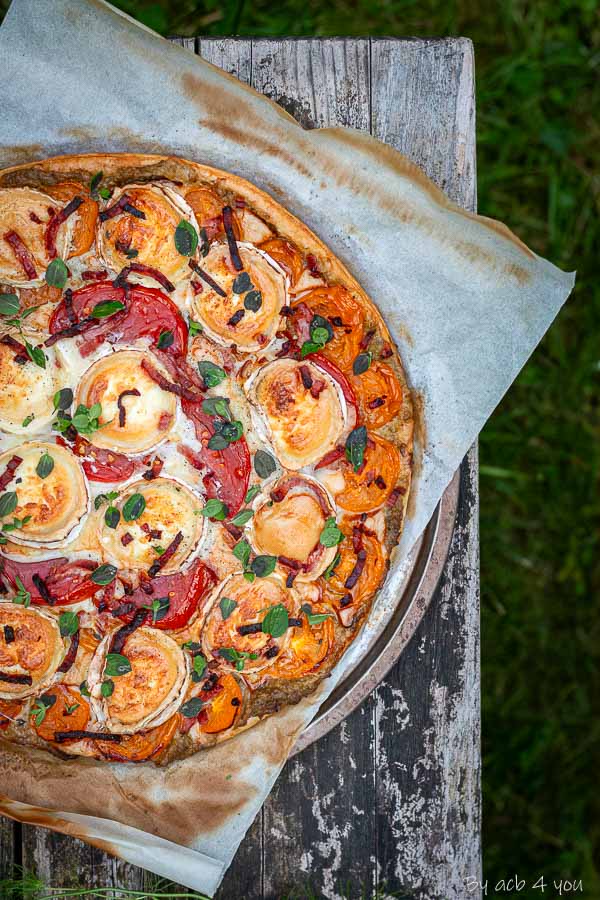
left=0, top=154, right=413, bottom=764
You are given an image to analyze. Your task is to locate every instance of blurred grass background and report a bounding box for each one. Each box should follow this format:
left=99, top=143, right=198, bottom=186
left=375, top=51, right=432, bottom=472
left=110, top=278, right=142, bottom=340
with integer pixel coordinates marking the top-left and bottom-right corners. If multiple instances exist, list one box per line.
left=1, top=0, right=598, bottom=895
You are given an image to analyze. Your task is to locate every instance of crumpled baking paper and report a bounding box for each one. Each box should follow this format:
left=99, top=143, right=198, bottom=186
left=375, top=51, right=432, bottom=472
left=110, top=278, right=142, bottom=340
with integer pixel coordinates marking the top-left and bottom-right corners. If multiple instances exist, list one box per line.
left=0, top=0, right=575, bottom=895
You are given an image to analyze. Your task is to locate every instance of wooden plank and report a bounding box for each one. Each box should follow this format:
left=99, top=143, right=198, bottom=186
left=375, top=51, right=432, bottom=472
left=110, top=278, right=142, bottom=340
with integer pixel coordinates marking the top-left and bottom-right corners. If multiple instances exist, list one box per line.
left=0, top=817, right=16, bottom=879
left=370, top=38, right=481, bottom=900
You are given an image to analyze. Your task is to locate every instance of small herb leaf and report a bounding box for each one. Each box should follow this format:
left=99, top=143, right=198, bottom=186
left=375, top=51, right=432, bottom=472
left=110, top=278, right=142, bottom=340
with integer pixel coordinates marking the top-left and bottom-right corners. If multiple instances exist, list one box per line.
left=59, top=611, right=79, bottom=637
left=105, top=652, right=131, bottom=677
left=36, top=452, right=54, bottom=479
left=90, top=563, right=118, bottom=585
left=122, top=493, right=146, bottom=522
left=262, top=603, right=289, bottom=638
left=45, top=258, right=68, bottom=290
left=174, top=219, right=199, bottom=256
left=254, top=449, right=277, bottom=479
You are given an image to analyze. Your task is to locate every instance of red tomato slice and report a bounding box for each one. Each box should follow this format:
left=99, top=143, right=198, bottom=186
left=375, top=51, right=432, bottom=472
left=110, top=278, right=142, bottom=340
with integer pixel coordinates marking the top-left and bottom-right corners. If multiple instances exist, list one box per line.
left=98, top=559, right=217, bottom=631
left=181, top=400, right=251, bottom=516
left=49, top=281, right=188, bottom=357
left=0, top=556, right=98, bottom=606
left=56, top=434, right=138, bottom=483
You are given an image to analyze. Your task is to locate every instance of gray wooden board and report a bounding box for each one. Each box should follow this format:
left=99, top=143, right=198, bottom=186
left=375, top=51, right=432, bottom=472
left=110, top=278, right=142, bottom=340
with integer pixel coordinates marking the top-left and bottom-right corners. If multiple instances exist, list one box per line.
left=1, top=36, right=481, bottom=900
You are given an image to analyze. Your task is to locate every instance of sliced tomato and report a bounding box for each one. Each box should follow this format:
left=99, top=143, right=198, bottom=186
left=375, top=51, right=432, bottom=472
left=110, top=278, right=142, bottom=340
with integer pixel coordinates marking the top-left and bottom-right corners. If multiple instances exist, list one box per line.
left=49, top=282, right=188, bottom=357
left=98, top=559, right=217, bottom=631
left=0, top=556, right=98, bottom=606
left=57, top=434, right=138, bottom=483
left=181, top=399, right=251, bottom=516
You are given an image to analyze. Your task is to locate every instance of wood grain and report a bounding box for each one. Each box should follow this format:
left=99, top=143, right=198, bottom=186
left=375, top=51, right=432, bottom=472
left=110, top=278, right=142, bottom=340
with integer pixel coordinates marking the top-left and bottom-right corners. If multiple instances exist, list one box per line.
left=2, top=36, right=481, bottom=900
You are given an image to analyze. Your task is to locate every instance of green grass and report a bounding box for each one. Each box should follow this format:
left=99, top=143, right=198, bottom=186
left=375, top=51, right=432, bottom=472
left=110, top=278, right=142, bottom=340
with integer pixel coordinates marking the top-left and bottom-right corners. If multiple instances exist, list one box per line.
left=0, top=0, right=598, bottom=895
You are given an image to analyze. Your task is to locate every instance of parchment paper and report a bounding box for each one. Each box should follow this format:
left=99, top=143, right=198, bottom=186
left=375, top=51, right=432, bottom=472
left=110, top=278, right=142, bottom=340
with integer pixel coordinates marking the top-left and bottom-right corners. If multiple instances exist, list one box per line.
left=0, top=0, right=575, bottom=895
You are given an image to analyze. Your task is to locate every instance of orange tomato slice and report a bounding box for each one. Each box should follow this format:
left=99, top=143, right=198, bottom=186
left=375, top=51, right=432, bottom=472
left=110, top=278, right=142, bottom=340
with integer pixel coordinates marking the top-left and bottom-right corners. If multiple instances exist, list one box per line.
left=46, top=181, right=98, bottom=257
left=267, top=607, right=334, bottom=679
left=0, top=698, right=24, bottom=729
left=323, top=527, right=386, bottom=609
left=95, top=715, right=179, bottom=763
left=185, top=186, right=229, bottom=240
left=200, top=674, right=243, bottom=734
left=294, top=285, right=364, bottom=372
left=351, top=360, right=403, bottom=429
left=260, top=237, right=303, bottom=285
left=336, top=433, right=401, bottom=513
left=31, top=684, right=90, bottom=742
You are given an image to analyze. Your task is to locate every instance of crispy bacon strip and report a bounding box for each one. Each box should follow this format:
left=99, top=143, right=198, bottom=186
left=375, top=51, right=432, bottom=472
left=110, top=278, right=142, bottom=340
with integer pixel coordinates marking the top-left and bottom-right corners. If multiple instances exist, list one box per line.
left=99, top=194, right=144, bottom=222
left=54, top=730, right=122, bottom=743
left=117, top=388, right=140, bottom=427
left=0, top=335, right=29, bottom=364
left=81, top=269, right=108, bottom=281
left=45, top=195, right=83, bottom=259
left=44, top=315, right=96, bottom=347
left=314, top=445, right=345, bottom=470
left=344, top=549, right=367, bottom=590
left=57, top=627, right=80, bottom=674
left=3, top=625, right=15, bottom=644
left=4, top=231, right=37, bottom=280
left=110, top=608, right=148, bottom=655
left=114, top=262, right=175, bottom=293
left=63, top=288, right=77, bottom=325
left=222, top=205, right=243, bottom=271
left=141, top=358, right=203, bottom=403
left=189, top=260, right=226, bottom=297
left=148, top=531, right=182, bottom=578
left=0, top=673, right=32, bottom=685
left=32, top=574, right=54, bottom=605
left=0, top=455, right=22, bottom=491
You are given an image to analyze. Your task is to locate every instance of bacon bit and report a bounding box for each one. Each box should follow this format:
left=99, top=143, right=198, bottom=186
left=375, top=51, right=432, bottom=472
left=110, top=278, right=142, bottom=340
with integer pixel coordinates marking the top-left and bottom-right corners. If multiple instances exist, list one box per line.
left=0, top=335, right=28, bottom=365
left=140, top=580, right=154, bottom=595
left=110, top=608, right=147, bottom=654
left=148, top=528, right=162, bottom=540
left=189, top=259, right=226, bottom=297
left=339, top=593, right=353, bottom=608
left=224, top=522, right=243, bottom=541
left=286, top=571, right=297, bottom=588
left=237, top=622, right=263, bottom=636
left=222, top=206, right=243, bottom=271
left=202, top=672, right=219, bottom=692
left=141, top=358, right=202, bottom=403
left=45, top=195, right=83, bottom=259
left=121, top=532, right=134, bottom=547
left=148, top=531, right=183, bottom=578
left=360, top=329, right=376, bottom=350
left=44, top=315, right=96, bottom=347
left=227, top=308, right=245, bottom=327
left=264, top=645, right=279, bottom=659
left=300, top=365, right=313, bottom=390
left=140, top=523, right=151, bottom=534
left=231, top=696, right=241, bottom=707
left=386, top=487, right=404, bottom=507
left=142, top=457, right=163, bottom=481
left=191, top=278, right=203, bottom=295
left=352, top=526, right=363, bottom=554
left=3, top=625, right=15, bottom=644
left=368, top=396, right=386, bottom=410
left=4, top=231, right=37, bottom=280
left=280, top=305, right=293, bottom=316
left=117, top=388, right=140, bottom=428
left=54, top=730, right=122, bottom=743
left=81, top=269, right=108, bottom=281
left=29, top=211, right=43, bottom=224
left=0, top=673, right=32, bottom=685
left=0, top=456, right=23, bottom=491
left=99, top=194, right=142, bottom=222
left=32, top=574, right=54, bottom=605
left=62, top=288, right=77, bottom=326
left=234, top=198, right=246, bottom=209
left=270, top=488, right=286, bottom=503
left=158, top=411, right=173, bottom=432
left=114, top=263, right=174, bottom=293
left=110, top=600, right=137, bottom=617
left=57, top=627, right=80, bottom=673
left=314, top=445, right=345, bottom=470
left=278, top=555, right=301, bottom=570
left=310, top=376, right=326, bottom=399
left=306, top=253, right=321, bottom=277
left=375, top=475, right=387, bottom=490
left=344, top=549, right=367, bottom=590
left=329, top=316, right=344, bottom=328
left=275, top=339, right=293, bottom=358
left=380, top=342, right=393, bottom=359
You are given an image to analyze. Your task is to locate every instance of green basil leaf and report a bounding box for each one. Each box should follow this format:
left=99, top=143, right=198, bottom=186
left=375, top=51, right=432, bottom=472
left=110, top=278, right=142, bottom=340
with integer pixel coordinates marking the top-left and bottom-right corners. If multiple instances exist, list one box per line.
left=201, top=498, right=228, bottom=520
left=322, top=552, right=342, bottom=580
left=192, top=653, right=207, bottom=682
left=105, top=652, right=132, bottom=677
left=353, top=351, right=372, bottom=375
left=244, top=290, right=262, bottom=312
left=157, top=329, right=174, bottom=349
left=45, top=258, right=68, bottom=290
left=311, top=315, right=334, bottom=343
left=79, top=680, right=91, bottom=697
left=180, top=697, right=203, bottom=718
left=91, top=300, right=126, bottom=318
left=58, top=611, right=79, bottom=637
left=233, top=539, right=251, bottom=568
left=254, top=449, right=276, bottom=479
left=88, top=402, right=102, bottom=420
left=261, top=602, right=289, bottom=638
left=243, top=571, right=256, bottom=583
left=189, top=320, right=203, bottom=337
left=122, top=492, right=146, bottom=522
left=300, top=340, right=322, bottom=358
left=0, top=492, right=18, bottom=518
left=319, top=517, right=344, bottom=548
left=21, top=414, right=35, bottom=428
left=231, top=508, right=253, bottom=527
left=25, top=342, right=46, bottom=369
left=53, top=387, right=73, bottom=411
left=232, top=272, right=252, bottom=294
left=220, top=596, right=237, bottom=620
left=0, top=294, right=20, bottom=316
left=174, top=219, right=199, bottom=256
left=36, top=452, right=54, bottom=480
left=90, top=171, right=103, bottom=198
left=182, top=640, right=202, bottom=651
left=250, top=555, right=277, bottom=579
left=94, top=494, right=108, bottom=510
left=99, top=187, right=111, bottom=201
left=90, top=563, right=118, bottom=585
left=104, top=506, right=120, bottom=529
left=202, top=396, right=231, bottom=419
left=207, top=433, right=230, bottom=451
left=101, top=679, right=114, bottom=697
left=244, top=485, right=261, bottom=504
left=220, top=420, right=243, bottom=443
left=310, top=326, right=330, bottom=346
left=345, top=425, right=368, bottom=473
left=144, top=595, right=170, bottom=624
left=197, top=359, right=226, bottom=388
left=301, top=603, right=332, bottom=627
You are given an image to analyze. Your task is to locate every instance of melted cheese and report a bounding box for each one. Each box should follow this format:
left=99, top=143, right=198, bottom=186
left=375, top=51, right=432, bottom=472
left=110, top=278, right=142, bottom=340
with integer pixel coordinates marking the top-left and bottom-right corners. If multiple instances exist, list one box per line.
left=0, top=335, right=60, bottom=434
left=0, top=188, right=72, bottom=285
left=191, top=242, right=285, bottom=352
left=75, top=349, right=177, bottom=453
left=88, top=626, right=189, bottom=733
left=99, top=477, right=203, bottom=572
left=246, top=358, right=346, bottom=469
left=0, top=442, right=89, bottom=546
left=96, top=183, right=197, bottom=282
left=0, top=603, right=64, bottom=699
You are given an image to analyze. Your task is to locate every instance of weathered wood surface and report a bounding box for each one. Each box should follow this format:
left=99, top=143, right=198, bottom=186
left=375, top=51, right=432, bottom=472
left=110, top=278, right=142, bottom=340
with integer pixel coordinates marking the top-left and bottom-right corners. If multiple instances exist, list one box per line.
left=1, top=36, right=481, bottom=900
